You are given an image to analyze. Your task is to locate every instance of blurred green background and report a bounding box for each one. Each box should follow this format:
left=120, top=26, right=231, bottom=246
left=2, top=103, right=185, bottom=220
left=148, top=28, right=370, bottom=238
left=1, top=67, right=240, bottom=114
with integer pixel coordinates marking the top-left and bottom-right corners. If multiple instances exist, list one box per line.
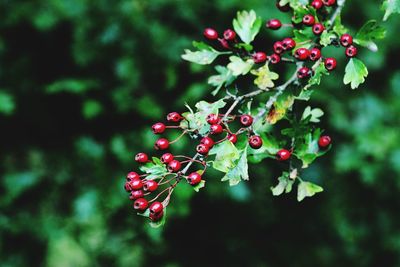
left=1, top=0, right=400, bottom=266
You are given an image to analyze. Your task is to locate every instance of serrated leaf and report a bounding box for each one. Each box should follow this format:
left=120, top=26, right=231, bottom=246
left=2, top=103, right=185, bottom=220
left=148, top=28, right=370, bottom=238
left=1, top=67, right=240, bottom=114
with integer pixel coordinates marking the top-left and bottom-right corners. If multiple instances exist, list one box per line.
left=208, top=66, right=236, bottom=96
left=295, top=129, right=329, bottom=168
left=227, top=56, right=254, bottom=76
left=354, top=20, right=386, bottom=52
left=251, top=63, right=279, bottom=90
left=319, top=31, right=336, bottom=47
left=181, top=41, right=229, bottom=65
left=292, top=28, right=314, bottom=51
left=209, top=140, right=240, bottom=173
left=139, top=157, right=167, bottom=179
left=266, top=92, right=295, bottom=124
left=343, top=58, right=368, bottom=89
left=232, top=10, right=262, bottom=44
left=221, top=146, right=249, bottom=186
left=382, top=0, right=400, bottom=21
left=192, top=180, right=206, bottom=192
left=295, top=89, right=314, bottom=101
left=271, top=172, right=294, bottom=196
left=301, top=106, right=324, bottom=123
left=297, top=181, right=323, bottom=201
left=308, top=63, right=329, bottom=87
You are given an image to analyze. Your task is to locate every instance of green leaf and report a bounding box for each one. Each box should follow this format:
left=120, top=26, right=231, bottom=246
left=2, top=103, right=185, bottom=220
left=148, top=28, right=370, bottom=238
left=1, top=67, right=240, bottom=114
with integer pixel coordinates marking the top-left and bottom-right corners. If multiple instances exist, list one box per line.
left=193, top=180, right=206, bottom=192
left=227, top=56, right=254, bottom=76
left=292, top=28, right=314, bottom=51
left=343, top=58, right=369, bottom=89
left=271, top=172, right=294, bottom=196
left=209, top=140, right=240, bottom=173
left=139, top=157, right=167, bottom=179
left=46, top=79, right=98, bottom=94
left=208, top=66, right=236, bottom=96
left=251, top=63, right=279, bottom=90
left=247, top=134, right=280, bottom=163
left=297, top=180, right=323, bottom=202
left=333, top=15, right=348, bottom=36
left=0, top=90, right=16, bottom=115
left=221, top=146, right=249, bottom=186
left=301, top=106, right=324, bottom=123
left=354, top=20, right=386, bottom=52
left=319, top=31, right=337, bottom=47
left=307, top=63, right=329, bottom=87
left=291, top=5, right=316, bottom=24
left=295, top=129, right=329, bottom=168
left=382, top=0, right=400, bottom=21
left=181, top=41, right=229, bottom=65
left=266, top=92, right=295, bottom=124
left=232, top=10, right=262, bottom=44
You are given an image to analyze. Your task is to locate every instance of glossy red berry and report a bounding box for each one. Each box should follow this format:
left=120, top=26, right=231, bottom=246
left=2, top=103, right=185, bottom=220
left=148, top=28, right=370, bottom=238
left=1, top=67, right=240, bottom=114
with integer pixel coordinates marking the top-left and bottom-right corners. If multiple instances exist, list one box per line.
left=253, top=52, right=268, bottom=63
left=318, top=135, right=332, bottom=147
left=149, top=201, right=163, bottom=214
left=154, top=138, right=169, bottom=150
left=152, top=122, right=166, bottom=134
left=124, top=181, right=133, bottom=192
left=126, top=171, right=140, bottom=181
left=282, top=38, right=296, bottom=50
left=200, top=136, right=214, bottom=148
left=130, top=190, right=144, bottom=200
left=311, top=0, right=324, bottom=9
left=196, top=144, right=210, bottom=155
left=167, top=112, right=183, bottom=122
left=312, top=23, right=325, bottom=35
left=210, top=124, right=223, bottom=134
left=266, top=19, right=282, bottom=30
left=303, top=14, right=315, bottom=26
left=149, top=211, right=164, bottom=222
left=223, top=29, right=236, bottom=40
left=161, top=153, right=174, bottom=164
left=273, top=41, right=284, bottom=54
left=277, top=149, right=291, bottom=161
left=130, top=178, right=143, bottom=190
left=322, top=0, right=336, bottom=6
left=167, top=160, right=181, bottom=172
left=297, top=67, right=311, bottom=79
left=345, top=45, right=358, bottom=58
left=240, top=114, right=253, bottom=127
left=324, top=57, right=337, bottom=71
left=135, top=153, right=148, bottom=163
left=340, top=33, right=353, bottom=47
left=310, top=48, right=322, bottom=61
left=206, top=113, right=220, bottom=125
left=294, top=48, right=310, bottom=60
left=276, top=1, right=290, bottom=12
left=143, top=180, right=158, bottom=192
left=249, top=135, right=263, bottom=149
left=133, top=198, right=148, bottom=212
left=270, top=54, right=281, bottom=64
left=227, top=133, right=238, bottom=144
left=218, top=38, right=230, bottom=49
left=187, top=172, right=202, bottom=186
left=203, top=28, right=218, bottom=40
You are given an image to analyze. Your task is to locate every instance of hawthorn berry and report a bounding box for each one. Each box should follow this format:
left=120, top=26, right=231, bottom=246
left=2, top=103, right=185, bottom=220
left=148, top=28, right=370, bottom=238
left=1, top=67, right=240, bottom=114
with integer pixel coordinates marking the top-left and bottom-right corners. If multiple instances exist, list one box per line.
left=149, top=211, right=164, bottom=222
left=167, top=160, right=181, bottom=172
left=266, top=19, right=282, bottom=30
left=133, top=198, right=148, bottom=212
left=294, top=48, right=310, bottom=60
left=130, top=178, right=143, bottom=190
left=152, top=122, right=166, bottom=134
left=126, top=171, right=140, bottom=181
left=135, top=153, right=148, bottom=163
left=282, top=38, right=296, bottom=50
left=318, top=135, right=332, bottom=147
left=311, top=0, right=324, bottom=9
left=270, top=54, right=281, bottom=64
left=345, top=45, right=358, bottom=58
left=227, top=133, right=238, bottom=144
left=130, top=190, right=144, bottom=200
left=340, top=33, right=353, bottom=47
left=223, top=29, right=236, bottom=40
left=203, top=28, right=218, bottom=40
left=149, top=201, right=163, bottom=214
left=161, top=153, right=174, bottom=164
left=200, top=136, right=214, bottom=148
left=210, top=124, right=223, bottom=134
left=124, top=181, right=132, bottom=192
left=322, top=0, right=336, bottom=6
left=297, top=67, right=311, bottom=79
left=206, top=113, right=220, bottom=124
left=218, top=38, right=230, bottom=49
left=249, top=135, right=263, bottom=149
left=310, top=48, right=322, bottom=61
left=273, top=41, right=284, bottom=54
left=312, top=23, right=325, bottom=35
left=154, top=138, right=169, bottom=150
left=303, top=14, right=315, bottom=26
left=167, top=112, right=183, bottom=122
left=324, top=57, right=337, bottom=71
left=187, top=172, right=202, bottom=186
left=276, top=1, right=290, bottom=12
left=253, top=52, right=268, bottom=63
left=143, top=180, right=158, bottom=192
left=196, top=144, right=210, bottom=155
left=277, top=149, right=291, bottom=161
left=240, top=114, right=253, bottom=127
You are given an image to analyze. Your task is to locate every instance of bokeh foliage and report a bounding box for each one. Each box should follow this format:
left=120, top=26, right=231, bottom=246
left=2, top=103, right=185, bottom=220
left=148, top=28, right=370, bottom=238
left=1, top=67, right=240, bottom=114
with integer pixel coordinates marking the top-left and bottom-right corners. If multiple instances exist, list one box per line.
left=1, top=0, right=400, bottom=266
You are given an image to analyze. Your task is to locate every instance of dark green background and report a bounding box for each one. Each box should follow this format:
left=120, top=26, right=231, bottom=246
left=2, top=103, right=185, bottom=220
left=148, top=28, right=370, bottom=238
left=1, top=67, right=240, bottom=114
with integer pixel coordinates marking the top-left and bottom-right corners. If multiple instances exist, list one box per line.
left=1, top=0, right=400, bottom=266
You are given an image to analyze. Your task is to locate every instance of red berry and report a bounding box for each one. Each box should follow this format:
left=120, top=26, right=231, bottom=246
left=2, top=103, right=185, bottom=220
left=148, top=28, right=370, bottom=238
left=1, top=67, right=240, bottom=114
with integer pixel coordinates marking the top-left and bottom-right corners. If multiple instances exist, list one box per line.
left=227, top=133, right=238, bottom=144
left=340, top=34, right=353, bottom=47
left=161, top=153, right=174, bottom=164
left=210, top=124, right=223, bottom=134
left=273, top=41, right=284, bottom=54
left=196, top=144, right=210, bottom=155
left=311, top=0, right=324, bottom=9
left=126, top=171, right=140, bottom=181
left=124, top=181, right=132, bottom=192
left=167, top=112, right=183, bottom=122
left=133, top=198, right=148, bottom=212
left=276, top=1, right=290, bottom=12
left=240, top=114, right=253, bottom=127
left=324, top=57, right=337, bottom=71
left=154, top=138, right=169, bottom=150
left=282, top=38, right=296, bottom=50
left=206, top=113, right=220, bottom=125
left=135, top=153, right=148, bottom=163
left=294, top=48, right=310, bottom=61
left=143, top=180, right=158, bottom=192
left=149, top=201, right=163, bottom=214
left=318, top=135, right=331, bottom=147
left=152, top=122, right=166, bottom=134
left=167, top=160, right=181, bottom=172
left=130, top=190, right=144, bottom=200
left=303, top=14, right=315, bottom=26
left=345, top=45, right=358, bottom=58
left=218, top=38, right=230, bottom=49
left=203, top=28, right=218, bottom=40
left=322, top=0, right=336, bottom=6
left=223, top=29, right=236, bottom=40
left=270, top=54, right=281, bottom=64
left=312, top=23, right=325, bottom=35
left=130, top=178, right=143, bottom=190
left=200, top=136, right=214, bottom=148
left=310, top=48, right=322, bottom=61
left=277, top=149, right=291, bottom=161
left=149, top=211, right=164, bottom=222
left=249, top=135, right=263, bottom=149
left=297, top=67, right=311, bottom=79
left=253, top=52, right=268, bottom=63
left=266, top=19, right=282, bottom=30
left=187, top=172, right=202, bottom=186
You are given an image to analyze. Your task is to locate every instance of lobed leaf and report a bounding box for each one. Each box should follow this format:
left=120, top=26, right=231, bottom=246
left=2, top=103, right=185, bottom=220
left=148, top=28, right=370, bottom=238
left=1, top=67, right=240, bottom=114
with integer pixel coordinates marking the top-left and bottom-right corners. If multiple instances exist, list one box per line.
left=232, top=10, right=262, bottom=44
left=221, top=146, right=249, bottom=186
left=382, top=0, right=400, bottom=21
left=251, top=63, right=279, bottom=90
left=227, top=56, right=254, bottom=76
left=297, top=181, right=323, bottom=202
left=354, top=20, right=386, bottom=52
left=343, top=58, right=368, bottom=89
